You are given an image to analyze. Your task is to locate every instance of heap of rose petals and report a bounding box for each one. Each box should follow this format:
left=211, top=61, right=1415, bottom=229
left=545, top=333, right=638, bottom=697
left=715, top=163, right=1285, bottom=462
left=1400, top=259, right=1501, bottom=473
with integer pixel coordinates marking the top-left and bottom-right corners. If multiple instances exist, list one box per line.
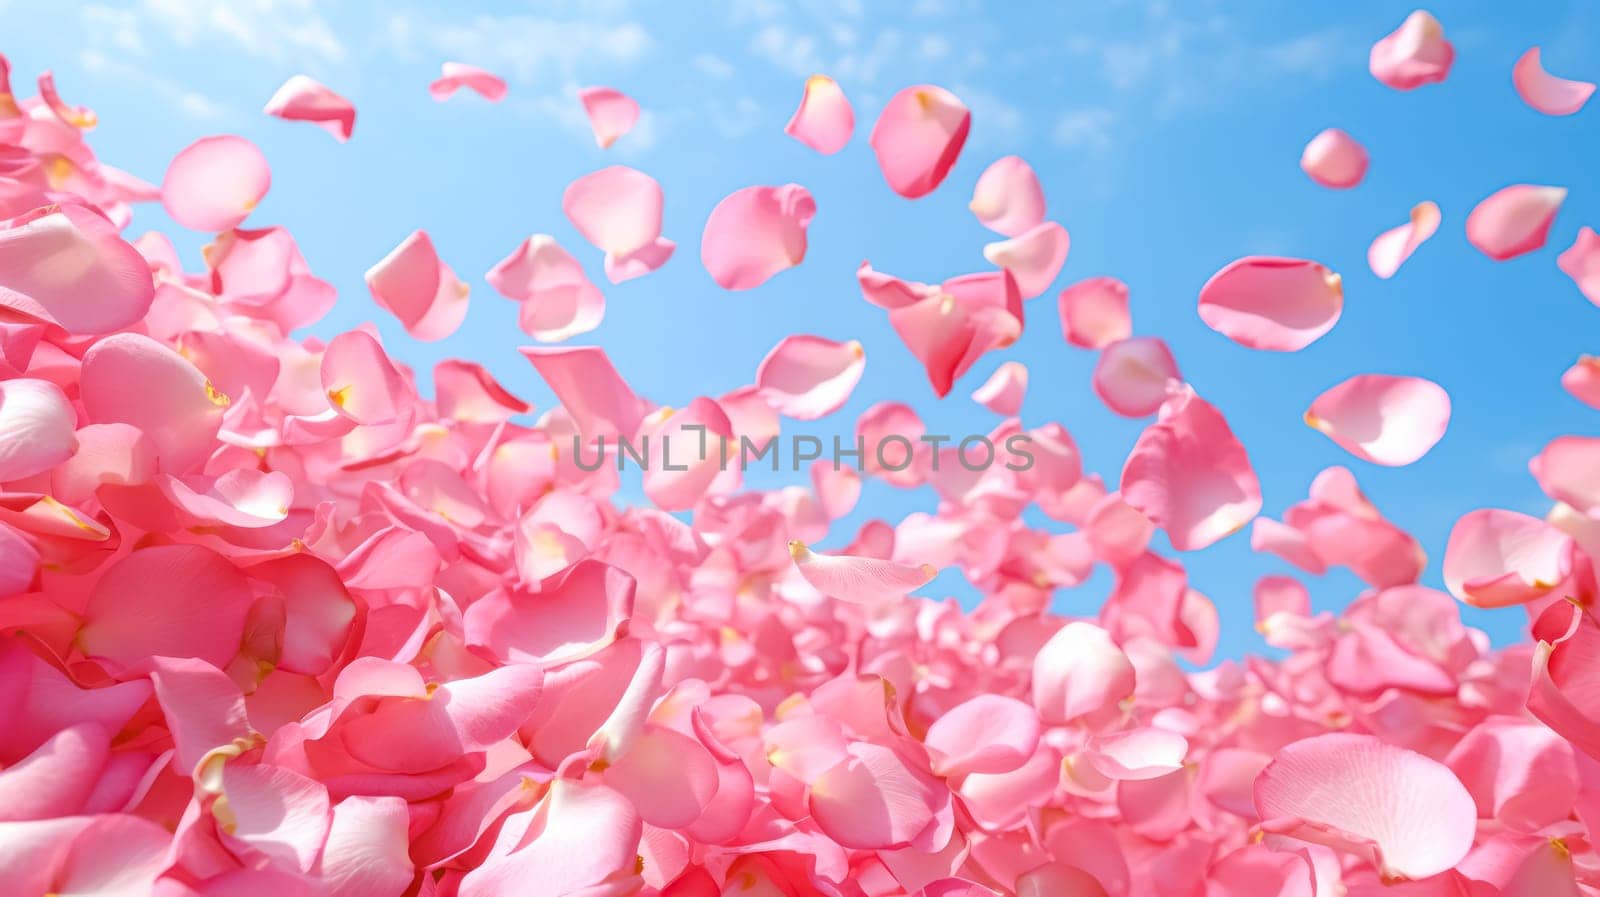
left=2, top=24, right=1600, bottom=896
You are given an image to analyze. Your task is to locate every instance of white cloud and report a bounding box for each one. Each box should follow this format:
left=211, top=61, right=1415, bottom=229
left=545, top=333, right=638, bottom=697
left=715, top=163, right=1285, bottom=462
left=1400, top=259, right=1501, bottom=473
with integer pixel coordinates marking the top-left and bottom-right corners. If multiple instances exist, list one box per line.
left=78, top=48, right=229, bottom=121
left=749, top=25, right=823, bottom=78
left=385, top=12, right=651, bottom=84
left=706, top=96, right=764, bottom=139
left=1051, top=108, right=1115, bottom=153
left=137, top=0, right=345, bottom=63
left=692, top=53, right=736, bottom=80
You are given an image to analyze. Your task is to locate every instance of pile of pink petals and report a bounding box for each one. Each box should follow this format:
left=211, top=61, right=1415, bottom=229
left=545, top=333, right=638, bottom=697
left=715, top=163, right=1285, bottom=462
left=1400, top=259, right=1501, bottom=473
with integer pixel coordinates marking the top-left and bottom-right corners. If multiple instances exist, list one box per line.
left=3, top=18, right=1600, bottom=896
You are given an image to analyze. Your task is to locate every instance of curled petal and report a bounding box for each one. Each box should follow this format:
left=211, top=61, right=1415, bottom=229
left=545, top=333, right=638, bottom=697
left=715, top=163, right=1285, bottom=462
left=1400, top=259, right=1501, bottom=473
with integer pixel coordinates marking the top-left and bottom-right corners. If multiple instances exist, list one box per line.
left=1368, top=201, right=1440, bottom=278
left=0, top=204, right=155, bottom=334
left=263, top=74, right=355, bottom=141
left=162, top=135, right=271, bottom=232
left=1086, top=727, right=1188, bottom=781
left=1370, top=10, right=1454, bottom=90
left=1092, top=337, right=1180, bottom=418
left=982, top=221, right=1069, bottom=299
left=1513, top=47, right=1594, bottom=116
left=159, top=469, right=294, bottom=528
left=365, top=230, right=470, bottom=341
left=1557, top=227, right=1600, bottom=307
left=434, top=359, right=530, bottom=423
left=1058, top=276, right=1132, bottom=349
left=1304, top=374, right=1450, bottom=466
left=1121, top=385, right=1262, bottom=551
left=755, top=334, right=864, bottom=420
left=487, top=235, right=604, bottom=342
left=1299, top=128, right=1368, bottom=189
left=925, top=694, right=1040, bottom=777
left=1254, top=733, right=1476, bottom=879
left=1466, top=184, right=1565, bottom=261
left=1032, top=621, right=1135, bottom=725
left=1562, top=356, right=1600, bottom=409
left=785, top=74, right=855, bottom=154
left=789, top=539, right=936, bottom=605
left=971, top=155, right=1046, bottom=237
left=971, top=361, right=1027, bottom=415
left=701, top=184, right=816, bottom=290
left=578, top=86, right=640, bottom=148
left=563, top=165, right=664, bottom=258
left=0, top=378, right=76, bottom=483
left=1198, top=256, right=1343, bottom=352
left=80, top=332, right=225, bottom=474
left=604, top=236, right=675, bottom=284
left=520, top=344, right=647, bottom=438
left=321, top=330, right=410, bottom=426
left=429, top=62, right=507, bottom=102
left=869, top=84, right=971, bottom=198
left=1443, top=508, right=1572, bottom=607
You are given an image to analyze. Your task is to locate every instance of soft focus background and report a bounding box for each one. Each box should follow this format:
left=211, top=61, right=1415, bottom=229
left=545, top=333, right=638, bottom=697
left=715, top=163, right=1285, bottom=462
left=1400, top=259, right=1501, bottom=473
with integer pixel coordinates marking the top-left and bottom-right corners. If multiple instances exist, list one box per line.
left=5, top=0, right=1598, bottom=659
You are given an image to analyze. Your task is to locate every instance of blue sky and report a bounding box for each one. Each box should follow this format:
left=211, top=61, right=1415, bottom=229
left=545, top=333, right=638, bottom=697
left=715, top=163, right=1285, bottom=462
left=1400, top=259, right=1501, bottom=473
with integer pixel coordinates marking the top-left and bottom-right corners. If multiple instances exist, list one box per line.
left=6, top=0, right=1599, bottom=658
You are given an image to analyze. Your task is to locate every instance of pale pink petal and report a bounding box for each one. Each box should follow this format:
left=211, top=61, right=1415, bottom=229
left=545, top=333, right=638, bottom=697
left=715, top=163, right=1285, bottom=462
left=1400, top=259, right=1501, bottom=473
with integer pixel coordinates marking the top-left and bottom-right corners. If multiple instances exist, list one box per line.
left=971, top=155, right=1046, bottom=237
left=320, top=330, right=410, bottom=426
left=0, top=378, right=76, bottom=483
left=811, top=461, right=861, bottom=519
left=1370, top=10, right=1454, bottom=90
left=321, top=796, right=414, bottom=897
left=1254, top=575, right=1311, bottom=625
left=148, top=656, right=250, bottom=774
left=429, top=62, right=508, bottom=102
left=520, top=345, right=647, bottom=438
left=365, top=230, right=470, bottom=341
left=466, top=560, right=631, bottom=666
left=79, top=544, right=252, bottom=671
left=1198, top=256, right=1343, bottom=352
left=1059, top=276, right=1132, bottom=349
left=487, top=235, right=605, bottom=342
left=1205, top=846, right=1317, bottom=897
left=1016, top=865, right=1112, bottom=897
left=1032, top=621, right=1135, bottom=725
left=563, top=165, right=664, bottom=257
left=1445, top=717, right=1577, bottom=831
left=455, top=780, right=642, bottom=897
left=578, top=86, right=639, bottom=148
left=1299, top=128, right=1369, bottom=189
left=1084, top=493, right=1154, bottom=569
left=248, top=554, right=356, bottom=675
left=789, top=539, right=936, bottom=605
left=1532, top=435, right=1600, bottom=512
left=605, top=724, right=719, bottom=829
left=641, top=397, right=735, bottom=511
left=924, top=694, right=1040, bottom=777
left=434, top=359, right=530, bottom=422
left=1254, top=733, right=1476, bottom=879
left=0, top=723, right=107, bottom=821
left=971, top=361, right=1027, bottom=415
left=755, top=334, right=864, bottom=420
left=1121, top=385, right=1262, bottom=551
left=1557, top=227, right=1600, bottom=306
left=162, top=135, right=271, bottom=232
left=869, top=84, right=971, bottom=199
left=1443, top=508, right=1572, bottom=607
left=159, top=468, right=294, bottom=528
left=809, top=741, right=942, bottom=849
left=1304, top=374, right=1450, bottom=466
left=1092, top=337, right=1181, bottom=418
left=858, top=261, right=938, bottom=309
left=604, top=236, right=676, bottom=283
left=1368, top=201, right=1441, bottom=278
left=701, top=183, right=816, bottom=290
left=1466, top=184, right=1566, bottom=261
left=983, top=221, right=1069, bottom=299
left=0, top=521, right=37, bottom=598
left=0, top=203, right=155, bottom=334
left=80, top=332, right=226, bottom=473
left=1086, top=727, right=1188, bottom=781
left=785, top=74, right=855, bottom=154
left=1562, top=356, right=1600, bottom=408
left=1513, top=47, right=1594, bottom=116
left=219, top=763, right=332, bottom=871
left=263, top=74, right=356, bottom=141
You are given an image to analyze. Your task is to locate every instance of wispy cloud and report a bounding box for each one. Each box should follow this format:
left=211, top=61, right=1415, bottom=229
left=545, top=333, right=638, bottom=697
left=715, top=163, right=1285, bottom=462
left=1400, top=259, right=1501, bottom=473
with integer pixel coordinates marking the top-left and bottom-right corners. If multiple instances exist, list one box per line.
left=78, top=48, right=231, bottom=122
left=136, top=0, right=345, bottom=64
left=384, top=12, right=651, bottom=85
left=1051, top=107, right=1116, bottom=153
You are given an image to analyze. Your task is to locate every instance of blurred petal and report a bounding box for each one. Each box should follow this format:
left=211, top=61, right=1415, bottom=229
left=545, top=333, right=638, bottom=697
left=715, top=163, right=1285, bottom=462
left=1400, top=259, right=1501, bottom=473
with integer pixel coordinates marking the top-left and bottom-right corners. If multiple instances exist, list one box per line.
left=1512, top=47, right=1594, bottom=116
left=1093, top=337, right=1180, bottom=418
left=429, top=62, right=507, bottom=102
left=578, top=86, right=639, bottom=148
left=982, top=221, right=1069, bottom=299
left=263, top=74, right=355, bottom=141
left=162, top=135, right=271, bottom=232
left=1299, top=128, right=1368, bottom=189
left=971, top=155, right=1046, bottom=237
left=789, top=539, right=936, bottom=605
left=1466, top=184, right=1565, bottom=261
left=1368, top=201, right=1440, bottom=278
left=1370, top=10, right=1454, bottom=90
left=1058, top=276, right=1132, bottom=349
left=971, top=361, right=1027, bottom=415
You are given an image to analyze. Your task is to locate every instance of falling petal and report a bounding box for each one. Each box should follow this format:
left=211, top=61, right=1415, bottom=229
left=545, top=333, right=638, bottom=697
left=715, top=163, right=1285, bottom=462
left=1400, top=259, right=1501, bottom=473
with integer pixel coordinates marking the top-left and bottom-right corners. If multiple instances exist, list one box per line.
left=1512, top=47, right=1594, bottom=116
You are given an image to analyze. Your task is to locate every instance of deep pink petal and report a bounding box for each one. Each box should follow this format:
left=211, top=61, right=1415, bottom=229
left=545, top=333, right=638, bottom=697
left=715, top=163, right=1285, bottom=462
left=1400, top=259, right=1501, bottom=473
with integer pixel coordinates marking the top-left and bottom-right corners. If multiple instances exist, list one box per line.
left=785, top=74, right=855, bottom=154
left=869, top=84, right=971, bottom=198
left=429, top=62, right=508, bottom=102
left=1198, top=256, right=1343, bottom=352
